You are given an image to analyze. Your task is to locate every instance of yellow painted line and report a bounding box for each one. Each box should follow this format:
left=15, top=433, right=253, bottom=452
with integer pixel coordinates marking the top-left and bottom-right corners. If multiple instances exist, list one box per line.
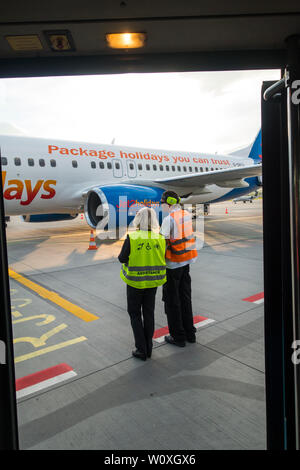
left=14, top=323, right=68, bottom=348
left=14, top=336, right=87, bottom=363
left=8, top=269, right=99, bottom=322
left=12, top=310, right=22, bottom=318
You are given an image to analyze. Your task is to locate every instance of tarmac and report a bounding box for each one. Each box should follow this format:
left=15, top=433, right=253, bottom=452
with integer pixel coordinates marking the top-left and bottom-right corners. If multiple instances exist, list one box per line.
left=6, top=199, right=265, bottom=450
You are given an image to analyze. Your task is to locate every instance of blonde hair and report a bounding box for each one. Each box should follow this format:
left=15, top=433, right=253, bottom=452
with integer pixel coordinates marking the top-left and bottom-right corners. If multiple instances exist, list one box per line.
left=133, top=207, right=160, bottom=232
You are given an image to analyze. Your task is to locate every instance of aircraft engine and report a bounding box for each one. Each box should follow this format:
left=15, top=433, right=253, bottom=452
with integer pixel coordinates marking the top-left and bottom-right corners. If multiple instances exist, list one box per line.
left=84, top=184, right=165, bottom=230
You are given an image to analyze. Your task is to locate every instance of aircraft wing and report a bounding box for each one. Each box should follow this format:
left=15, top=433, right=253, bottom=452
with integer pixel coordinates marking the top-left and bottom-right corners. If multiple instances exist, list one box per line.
left=151, top=163, right=262, bottom=188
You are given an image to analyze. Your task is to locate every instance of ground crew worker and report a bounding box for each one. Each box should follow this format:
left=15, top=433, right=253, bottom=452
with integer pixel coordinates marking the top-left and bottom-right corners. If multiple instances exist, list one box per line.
left=118, top=207, right=166, bottom=361
left=160, top=190, right=198, bottom=347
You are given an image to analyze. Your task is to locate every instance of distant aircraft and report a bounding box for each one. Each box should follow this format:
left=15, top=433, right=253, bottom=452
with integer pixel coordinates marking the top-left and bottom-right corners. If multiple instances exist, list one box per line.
left=0, top=130, right=262, bottom=228
left=233, top=192, right=258, bottom=204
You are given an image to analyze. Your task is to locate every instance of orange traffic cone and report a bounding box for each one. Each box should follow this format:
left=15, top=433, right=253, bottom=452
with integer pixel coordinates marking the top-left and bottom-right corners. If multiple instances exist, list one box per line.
left=88, top=230, right=98, bottom=250
left=225, top=207, right=228, bottom=214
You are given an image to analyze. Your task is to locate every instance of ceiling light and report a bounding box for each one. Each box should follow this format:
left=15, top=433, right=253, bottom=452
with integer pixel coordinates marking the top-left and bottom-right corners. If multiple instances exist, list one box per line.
left=105, top=32, right=146, bottom=49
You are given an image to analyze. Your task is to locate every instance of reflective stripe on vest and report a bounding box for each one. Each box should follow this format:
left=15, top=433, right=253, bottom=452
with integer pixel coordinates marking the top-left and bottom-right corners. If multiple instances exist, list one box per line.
left=120, top=230, right=167, bottom=289
left=121, top=267, right=166, bottom=282
left=126, top=265, right=166, bottom=272
left=165, top=210, right=197, bottom=263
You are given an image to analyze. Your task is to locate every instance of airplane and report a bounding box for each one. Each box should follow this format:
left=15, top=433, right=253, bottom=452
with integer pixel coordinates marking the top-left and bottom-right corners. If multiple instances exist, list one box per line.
left=0, top=130, right=262, bottom=229
left=233, top=191, right=259, bottom=204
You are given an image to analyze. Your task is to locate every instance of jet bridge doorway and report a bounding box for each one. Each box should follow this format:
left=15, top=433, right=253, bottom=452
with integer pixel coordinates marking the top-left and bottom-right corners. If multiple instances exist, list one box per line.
left=0, top=37, right=300, bottom=452
left=262, top=35, right=300, bottom=450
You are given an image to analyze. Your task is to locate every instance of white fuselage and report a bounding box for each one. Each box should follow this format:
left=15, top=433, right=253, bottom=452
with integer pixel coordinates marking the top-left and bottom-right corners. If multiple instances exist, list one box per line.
left=0, top=135, right=251, bottom=216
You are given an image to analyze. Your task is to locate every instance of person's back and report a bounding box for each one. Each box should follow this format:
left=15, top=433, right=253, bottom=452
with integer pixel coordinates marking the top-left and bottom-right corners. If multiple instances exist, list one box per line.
left=118, top=207, right=166, bottom=360
left=165, top=207, right=197, bottom=265
left=121, top=230, right=166, bottom=289
left=159, top=191, right=197, bottom=347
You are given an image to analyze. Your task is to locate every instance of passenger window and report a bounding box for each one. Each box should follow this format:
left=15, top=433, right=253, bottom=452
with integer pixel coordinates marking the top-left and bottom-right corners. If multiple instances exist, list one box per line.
left=28, top=158, right=34, bottom=167
left=146, top=164, right=150, bottom=171
left=200, top=167, right=203, bottom=172
left=129, top=163, right=134, bottom=170
left=99, top=162, right=104, bottom=169
left=172, top=165, right=175, bottom=171
left=14, top=157, right=21, bottom=166
left=153, top=164, right=157, bottom=171
left=72, top=160, right=78, bottom=168
left=166, top=165, right=169, bottom=171
left=183, top=166, right=187, bottom=172
left=138, top=163, right=143, bottom=170
left=115, top=162, right=120, bottom=169
left=107, top=162, right=112, bottom=169
left=159, top=165, right=163, bottom=171
left=50, top=159, right=56, bottom=167
left=189, top=166, right=192, bottom=172
left=205, top=167, right=209, bottom=172
left=91, top=161, right=96, bottom=169
left=1, top=157, right=7, bottom=166
left=195, top=167, right=198, bottom=173
left=177, top=166, right=181, bottom=172
left=39, top=159, right=45, bottom=167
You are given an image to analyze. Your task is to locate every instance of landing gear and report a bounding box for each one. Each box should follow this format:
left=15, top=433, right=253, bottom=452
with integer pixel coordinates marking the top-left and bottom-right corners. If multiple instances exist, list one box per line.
left=188, top=203, right=210, bottom=219
left=203, top=203, right=210, bottom=216
left=190, top=203, right=210, bottom=218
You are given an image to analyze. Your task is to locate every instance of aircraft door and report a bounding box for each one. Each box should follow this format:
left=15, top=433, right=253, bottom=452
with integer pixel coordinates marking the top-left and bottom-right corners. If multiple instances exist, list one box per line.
left=262, top=37, right=300, bottom=450
left=127, top=160, right=137, bottom=178
left=113, top=159, right=123, bottom=178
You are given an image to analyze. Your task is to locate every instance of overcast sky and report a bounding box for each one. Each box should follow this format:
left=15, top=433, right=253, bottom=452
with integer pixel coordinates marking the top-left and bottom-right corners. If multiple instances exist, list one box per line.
left=0, top=69, right=280, bottom=155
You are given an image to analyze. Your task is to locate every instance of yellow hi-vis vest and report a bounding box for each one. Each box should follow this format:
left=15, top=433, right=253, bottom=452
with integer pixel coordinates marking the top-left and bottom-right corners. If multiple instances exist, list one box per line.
left=120, top=230, right=167, bottom=289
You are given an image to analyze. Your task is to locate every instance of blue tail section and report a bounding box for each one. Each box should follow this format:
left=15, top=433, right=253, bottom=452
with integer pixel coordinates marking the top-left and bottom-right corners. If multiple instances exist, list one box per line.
left=211, top=129, right=262, bottom=204
left=248, top=129, right=262, bottom=163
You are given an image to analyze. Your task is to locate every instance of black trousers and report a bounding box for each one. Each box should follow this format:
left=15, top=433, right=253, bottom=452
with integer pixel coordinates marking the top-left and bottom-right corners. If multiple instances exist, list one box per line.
left=163, top=264, right=196, bottom=342
left=127, top=285, right=157, bottom=356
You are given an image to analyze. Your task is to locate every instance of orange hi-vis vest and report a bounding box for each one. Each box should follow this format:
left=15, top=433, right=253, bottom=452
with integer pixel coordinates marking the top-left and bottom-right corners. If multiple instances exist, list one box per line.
left=165, top=209, right=197, bottom=263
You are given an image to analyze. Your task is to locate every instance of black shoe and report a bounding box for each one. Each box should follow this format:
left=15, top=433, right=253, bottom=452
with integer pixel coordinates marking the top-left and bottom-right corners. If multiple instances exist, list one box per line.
left=146, top=343, right=152, bottom=358
left=164, top=335, right=185, bottom=347
left=186, top=336, right=196, bottom=343
left=132, top=349, right=147, bottom=361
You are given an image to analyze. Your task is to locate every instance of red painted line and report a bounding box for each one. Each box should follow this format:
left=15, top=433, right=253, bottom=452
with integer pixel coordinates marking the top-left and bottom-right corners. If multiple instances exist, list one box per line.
left=193, top=315, right=209, bottom=324
left=153, top=315, right=210, bottom=339
left=16, top=363, right=73, bottom=391
left=242, top=292, right=264, bottom=302
left=153, top=325, right=169, bottom=339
